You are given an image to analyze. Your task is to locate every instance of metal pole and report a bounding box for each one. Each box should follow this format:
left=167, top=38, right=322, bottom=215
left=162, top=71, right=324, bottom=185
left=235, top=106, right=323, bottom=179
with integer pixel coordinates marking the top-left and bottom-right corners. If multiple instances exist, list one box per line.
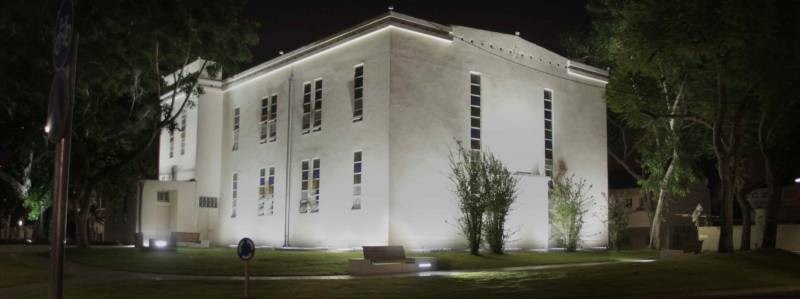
left=50, top=33, right=77, bottom=299
left=244, top=260, right=250, bottom=298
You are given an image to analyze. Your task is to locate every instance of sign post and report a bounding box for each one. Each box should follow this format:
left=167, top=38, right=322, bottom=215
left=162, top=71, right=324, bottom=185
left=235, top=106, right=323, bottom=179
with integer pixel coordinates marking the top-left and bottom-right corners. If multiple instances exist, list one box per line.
left=237, top=238, right=256, bottom=298
left=48, top=1, right=75, bottom=299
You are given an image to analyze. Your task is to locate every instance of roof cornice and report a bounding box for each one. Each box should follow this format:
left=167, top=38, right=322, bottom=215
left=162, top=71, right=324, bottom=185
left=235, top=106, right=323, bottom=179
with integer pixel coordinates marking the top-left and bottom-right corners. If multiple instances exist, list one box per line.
left=222, top=12, right=453, bottom=91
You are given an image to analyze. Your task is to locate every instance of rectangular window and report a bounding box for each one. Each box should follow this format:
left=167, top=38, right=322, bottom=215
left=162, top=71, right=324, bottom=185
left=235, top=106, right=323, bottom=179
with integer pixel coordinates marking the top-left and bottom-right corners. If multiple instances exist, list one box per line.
left=268, top=94, right=277, bottom=141
left=231, top=172, right=238, bottom=218
left=168, top=129, right=174, bottom=158
left=180, top=113, right=187, bottom=155
left=258, top=167, right=276, bottom=216
left=302, top=83, right=311, bottom=133
left=199, top=196, right=218, bottom=208
left=352, top=151, right=362, bottom=210
left=353, top=64, right=364, bottom=122
left=301, top=79, right=323, bottom=134
left=157, top=191, right=170, bottom=203
left=259, top=94, right=278, bottom=143
left=544, top=89, right=554, bottom=177
left=299, top=158, right=321, bottom=213
left=313, top=79, right=322, bottom=131
left=311, top=158, right=320, bottom=212
left=299, top=160, right=309, bottom=213
left=233, top=107, right=240, bottom=151
left=258, top=168, right=266, bottom=216
left=469, top=73, right=481, bottom=150
left=260, top=98, right=269, bottom=143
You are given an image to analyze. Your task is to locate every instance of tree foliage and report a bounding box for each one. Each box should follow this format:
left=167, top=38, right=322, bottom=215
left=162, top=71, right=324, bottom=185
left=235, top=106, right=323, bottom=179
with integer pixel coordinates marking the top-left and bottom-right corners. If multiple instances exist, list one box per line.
left=449, top=143, right=487, bottom=255
left=549, top=169, right=593, bottom=252
left=482, top=153, right=518, bottom=254
left=0, top=0, right=258, bottom=247
left=449, top=142, right=518, bottom=255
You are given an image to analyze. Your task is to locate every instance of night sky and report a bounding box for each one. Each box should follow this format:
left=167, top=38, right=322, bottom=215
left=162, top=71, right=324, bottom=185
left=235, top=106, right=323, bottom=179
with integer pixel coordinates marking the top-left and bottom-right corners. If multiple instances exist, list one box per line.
left=244, top=0, right=591, bottom=69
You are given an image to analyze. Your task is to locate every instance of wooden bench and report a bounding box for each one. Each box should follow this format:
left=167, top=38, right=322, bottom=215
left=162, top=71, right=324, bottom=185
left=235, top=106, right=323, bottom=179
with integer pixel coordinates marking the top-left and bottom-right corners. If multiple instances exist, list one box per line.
left=348, top=246, right=436, bottom=275
left=170, top=232, right=200, bottom=243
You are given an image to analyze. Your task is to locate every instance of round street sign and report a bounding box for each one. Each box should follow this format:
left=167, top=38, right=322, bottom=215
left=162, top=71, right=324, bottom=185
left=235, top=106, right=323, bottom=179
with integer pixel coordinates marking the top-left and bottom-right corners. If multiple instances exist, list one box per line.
left=46, top=70, right=69, bottom=143
left=53, top=0, right=73, bottom=70
left=237, top=238, right=255, bottom=261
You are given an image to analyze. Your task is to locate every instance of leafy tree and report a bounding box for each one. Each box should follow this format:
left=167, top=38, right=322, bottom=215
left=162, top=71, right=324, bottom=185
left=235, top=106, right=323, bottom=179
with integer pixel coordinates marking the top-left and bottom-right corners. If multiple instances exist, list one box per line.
left=607, top=193, right=629, bottom=251
left=573, top=0, right=800, bottom=252
left=549, top=165, right=594, bottom=252
left=568, top=0, right=707, bottom=250
left=449, top=143, right=488, bottom=255
left=0, top=0, right=258, bottom=247
left=482, top=152, right=518, bottom=254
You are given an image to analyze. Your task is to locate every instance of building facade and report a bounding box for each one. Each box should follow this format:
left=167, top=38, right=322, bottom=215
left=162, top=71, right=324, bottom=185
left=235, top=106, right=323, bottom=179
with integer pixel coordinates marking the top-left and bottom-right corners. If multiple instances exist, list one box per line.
left=137, top=12, right=609, bottom=250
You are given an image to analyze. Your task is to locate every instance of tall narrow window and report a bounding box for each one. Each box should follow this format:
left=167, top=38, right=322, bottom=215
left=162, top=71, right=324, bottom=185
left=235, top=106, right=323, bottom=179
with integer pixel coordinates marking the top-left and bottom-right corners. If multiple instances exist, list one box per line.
left=311, top=158, right=320, bottom=212
left=260, top=98, right=269, bottom=143
left=268, top=94, right=277, bottom=141
left=168, top=128, right=174, bottom=158
left=353, top=65, right=364, bottom=122
left=352, top=151, right=362, bottom=210
left=302, top=83, right=311, bottom=133
left=299, top=160, right=309, bottom=213
left=260, top=94, right=278, bottom=143
left=258, top=168, right=266, bottom=216
left=469, top=73, right=481, bottom=150
left=180, top=113, right=186, bottom=155
left=544, top=89, right=554, bottom=177
left=257, top=167, right=275, bottom=216
left=313, top=79, right=323, bottom=131
left=233, top=107, right=240, bottom=151
left=231, top=172, right=238, bottom=218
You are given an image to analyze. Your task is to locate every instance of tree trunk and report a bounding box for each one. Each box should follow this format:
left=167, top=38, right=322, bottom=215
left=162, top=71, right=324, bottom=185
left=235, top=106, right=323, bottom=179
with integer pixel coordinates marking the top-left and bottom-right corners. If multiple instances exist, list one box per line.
left=76, top=206, right=90, bottom=248
left=717, top=167, right=735, bottom=253
left=649, top=147, right=677, bottom=250
left=737, top=191, right=752, bottom=251
left=762, top=170, right=782, bottom=249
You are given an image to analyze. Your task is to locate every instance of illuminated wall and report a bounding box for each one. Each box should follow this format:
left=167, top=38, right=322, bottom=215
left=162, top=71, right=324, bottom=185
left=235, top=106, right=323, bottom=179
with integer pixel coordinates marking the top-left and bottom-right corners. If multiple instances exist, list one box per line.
left=142, top=12, right=608, bottom=250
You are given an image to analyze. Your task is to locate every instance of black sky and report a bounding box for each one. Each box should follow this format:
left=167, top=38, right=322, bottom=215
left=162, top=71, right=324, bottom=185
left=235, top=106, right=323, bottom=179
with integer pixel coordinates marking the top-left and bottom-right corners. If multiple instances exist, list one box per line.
left=244, top=0, right=591, bottom=69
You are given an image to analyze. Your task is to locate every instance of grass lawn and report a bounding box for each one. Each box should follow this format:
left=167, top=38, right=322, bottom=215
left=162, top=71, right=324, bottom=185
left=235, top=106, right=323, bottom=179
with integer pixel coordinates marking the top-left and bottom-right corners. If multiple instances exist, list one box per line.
left=66, top=247, right=657, bottom=276
left=40, top=250, right=800, bottom=299
left=0, top=252, right=48, bottom=288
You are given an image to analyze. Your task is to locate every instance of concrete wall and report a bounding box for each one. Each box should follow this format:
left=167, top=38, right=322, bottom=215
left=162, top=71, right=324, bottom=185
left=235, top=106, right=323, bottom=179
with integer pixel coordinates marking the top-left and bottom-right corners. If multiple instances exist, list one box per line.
left=159, top=94, right=198, bottom=181
left=151, top=16, right=609, bottom=250
left=216, top=29, right=392, bottom=248
left=139, top=180, right=197, bottom=242
left=387, top=26, right=607, bottom=249
left=699, top=224, right=800, bottom=252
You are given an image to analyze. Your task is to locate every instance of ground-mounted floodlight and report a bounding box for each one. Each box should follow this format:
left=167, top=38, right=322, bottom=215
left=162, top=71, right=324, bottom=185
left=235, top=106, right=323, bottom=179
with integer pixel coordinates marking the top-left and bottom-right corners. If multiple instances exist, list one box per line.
left=794, top=177, right=800, bottom=184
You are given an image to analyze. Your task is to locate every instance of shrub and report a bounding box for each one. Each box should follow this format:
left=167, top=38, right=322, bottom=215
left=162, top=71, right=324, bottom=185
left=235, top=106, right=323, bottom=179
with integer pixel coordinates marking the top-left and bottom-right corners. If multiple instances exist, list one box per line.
left=549, top=172, right=593, bottom=252
left=607, top=194, right=629, bottom=251
left=449, top=144, right=488, bottom=255
left=482, top=153, right=518, bottom=254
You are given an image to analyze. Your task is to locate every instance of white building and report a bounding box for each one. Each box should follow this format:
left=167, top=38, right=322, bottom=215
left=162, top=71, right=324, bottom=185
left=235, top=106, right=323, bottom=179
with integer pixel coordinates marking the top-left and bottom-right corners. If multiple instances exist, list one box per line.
left=136, top=12, right=609, bottom=250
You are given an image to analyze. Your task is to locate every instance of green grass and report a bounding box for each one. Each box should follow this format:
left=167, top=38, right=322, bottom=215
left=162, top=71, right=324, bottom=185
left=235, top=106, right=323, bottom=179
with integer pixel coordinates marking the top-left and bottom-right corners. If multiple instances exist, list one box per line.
left=35, top=250, right=800, bottom=299
left=66, top=247, right=657, bottom=276
left=0, top=253, right=48, bottom=288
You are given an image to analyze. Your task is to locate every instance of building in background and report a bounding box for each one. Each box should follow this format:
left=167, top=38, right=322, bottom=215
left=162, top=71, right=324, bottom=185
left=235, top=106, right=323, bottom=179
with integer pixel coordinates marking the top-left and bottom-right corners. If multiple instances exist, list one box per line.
left=137, top=12, right=609, bottom=250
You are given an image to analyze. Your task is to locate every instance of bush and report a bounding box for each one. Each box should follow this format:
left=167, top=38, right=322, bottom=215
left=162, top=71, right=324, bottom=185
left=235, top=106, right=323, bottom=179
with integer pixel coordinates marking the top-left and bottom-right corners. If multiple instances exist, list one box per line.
left=549, top=172, right=593, bottom=252
left=449, top=142, right=518, bottom=255
left=449, top=144, right=488, bottom=255
left=483, top=153, right=518, bottom=254
left=607, top=194, right=629, bottom=251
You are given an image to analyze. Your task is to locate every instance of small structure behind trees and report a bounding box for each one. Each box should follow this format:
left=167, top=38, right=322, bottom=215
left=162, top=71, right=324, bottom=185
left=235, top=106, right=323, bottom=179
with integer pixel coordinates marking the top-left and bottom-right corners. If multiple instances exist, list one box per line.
left=449, top=142, right=518, bottom=255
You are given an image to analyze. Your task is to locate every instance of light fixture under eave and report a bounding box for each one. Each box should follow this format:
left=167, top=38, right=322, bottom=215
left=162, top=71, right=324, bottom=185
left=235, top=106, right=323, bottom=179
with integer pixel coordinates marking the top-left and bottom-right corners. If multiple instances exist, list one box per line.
left=44, top=124, right=51, bottom=133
